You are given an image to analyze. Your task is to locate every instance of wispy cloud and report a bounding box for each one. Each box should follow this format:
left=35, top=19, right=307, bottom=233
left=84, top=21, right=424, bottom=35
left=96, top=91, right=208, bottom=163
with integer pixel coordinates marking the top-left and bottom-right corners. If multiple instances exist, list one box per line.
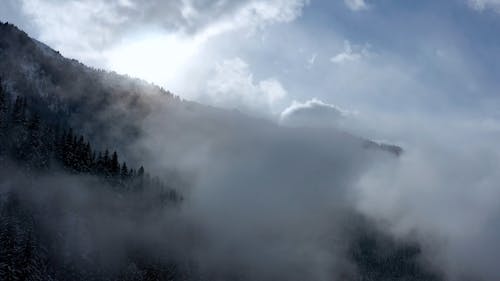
left=468, top=0, right=500, bottom=11
left=306, top=53, right=317, bottom=69
left=330, top=40, right=370, bottom=64
left=344, top=0, right=369, bottom=11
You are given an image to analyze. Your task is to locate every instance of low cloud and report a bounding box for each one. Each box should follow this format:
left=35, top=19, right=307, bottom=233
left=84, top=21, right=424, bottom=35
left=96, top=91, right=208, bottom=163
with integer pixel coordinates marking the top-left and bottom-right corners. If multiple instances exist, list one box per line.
left=347, top=111, right=500, bottom=281
left=206, top=57, right=287, bottom=114
left=280, top=98, right=356, bottom=129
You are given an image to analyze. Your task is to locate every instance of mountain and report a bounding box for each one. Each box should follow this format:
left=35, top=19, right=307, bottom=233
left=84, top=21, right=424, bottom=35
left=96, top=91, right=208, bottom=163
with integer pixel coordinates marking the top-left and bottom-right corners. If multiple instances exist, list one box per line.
left=0, top=22, right=185, bottom=154
left=0, top=22, right=440, bottom=281
left=0, top=22, right=401, bottom=159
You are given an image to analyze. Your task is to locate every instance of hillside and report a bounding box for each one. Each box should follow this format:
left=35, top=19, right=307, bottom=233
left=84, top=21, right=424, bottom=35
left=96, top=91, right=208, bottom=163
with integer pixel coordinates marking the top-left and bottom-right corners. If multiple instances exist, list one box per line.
left=0, top=22, right=180, bottom=152
left=0, top=22, right=441, bottom=281
left=0, top=22, right=401, bottom=159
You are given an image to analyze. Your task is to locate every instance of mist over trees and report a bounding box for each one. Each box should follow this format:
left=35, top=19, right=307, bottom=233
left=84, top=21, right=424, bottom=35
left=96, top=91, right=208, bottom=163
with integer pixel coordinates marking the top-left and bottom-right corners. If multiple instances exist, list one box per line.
left=0, top=79, right=180, bottom=199
left=0, top=75, right=185, bottom=280
left=0, top=22, right=447, bottom=281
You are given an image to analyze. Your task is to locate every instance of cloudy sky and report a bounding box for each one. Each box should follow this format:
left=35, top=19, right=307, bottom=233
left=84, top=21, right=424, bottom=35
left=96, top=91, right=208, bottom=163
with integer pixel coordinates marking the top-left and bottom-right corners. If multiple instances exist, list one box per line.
left=2, top=0, right=500, bottom=143
left=2, top=0, right=500, bottom=159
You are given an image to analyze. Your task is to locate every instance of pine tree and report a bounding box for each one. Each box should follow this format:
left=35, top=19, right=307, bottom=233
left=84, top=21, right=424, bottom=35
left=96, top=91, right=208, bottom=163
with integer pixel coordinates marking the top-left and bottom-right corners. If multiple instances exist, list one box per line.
left=11, top=96, right=26, bottom=124
left=121, top=162, right=129, bottom=180
left=10, top=97, right=29, bottom=162
left=0, top=77, right=6, bottom=127
left=26, top=113, right=48, bottom=170
left=96, top=152, right=104, bottom=175
left=63, top=128, right=75, bottom=168
left=83, top=141, right=93, bottom=172
left=0, top=217, right=22, bottom=280
left=0, top=77, right=9, bottom=157
left=55, top=129, right=66, bottom=162
left=137, top=166, right=144, bottom=178
left=111, top=151, right=120, bottom=177
left=17, top=231, right=45, bottom=281
left=103, top=149, right=110, bottom=164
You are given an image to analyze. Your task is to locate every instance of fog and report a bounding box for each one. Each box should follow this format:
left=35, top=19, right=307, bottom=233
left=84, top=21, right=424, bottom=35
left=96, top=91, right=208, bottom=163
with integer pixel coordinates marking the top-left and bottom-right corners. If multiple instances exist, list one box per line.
left=1, top=94, right=416, bottom=280
left=355, top=121, right=500, bottom=281
left=3, top=81, right=499, bottom=280
left=129, top=100, right=397, bottom=280
left=1, top=45, right=497, bottom=279
left=2, top=3, right=500, bottom=277
left=133, top=97, right=500, bottom=280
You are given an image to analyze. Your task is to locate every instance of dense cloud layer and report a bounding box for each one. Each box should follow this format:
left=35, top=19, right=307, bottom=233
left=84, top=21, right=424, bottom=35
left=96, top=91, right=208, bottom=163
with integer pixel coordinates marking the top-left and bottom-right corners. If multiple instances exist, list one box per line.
left=354, top=131, right=500, bottom=280
left=129, top=89, right=500, bottom=280
left=0, top=97, right=408, bottom=280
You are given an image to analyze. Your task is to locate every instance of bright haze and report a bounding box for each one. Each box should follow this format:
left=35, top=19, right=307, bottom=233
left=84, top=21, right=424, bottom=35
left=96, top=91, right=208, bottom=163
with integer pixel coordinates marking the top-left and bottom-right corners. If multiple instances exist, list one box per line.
left=2, top=0, right=500, bottom=280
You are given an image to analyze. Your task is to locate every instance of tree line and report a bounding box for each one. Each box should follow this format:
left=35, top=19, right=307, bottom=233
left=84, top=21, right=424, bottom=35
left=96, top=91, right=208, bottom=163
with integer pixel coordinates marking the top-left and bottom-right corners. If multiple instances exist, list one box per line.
left=0, top=77, right=181, bottom=200
left=0, top=77, right=186, bottom=280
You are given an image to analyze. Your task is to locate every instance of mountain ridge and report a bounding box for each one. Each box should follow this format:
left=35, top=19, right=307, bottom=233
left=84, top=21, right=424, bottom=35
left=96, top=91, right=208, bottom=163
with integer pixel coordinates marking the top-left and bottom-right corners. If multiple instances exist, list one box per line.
left=0, top=21, right=403, bottom=159
left=0, top=22, right=446, bottom=281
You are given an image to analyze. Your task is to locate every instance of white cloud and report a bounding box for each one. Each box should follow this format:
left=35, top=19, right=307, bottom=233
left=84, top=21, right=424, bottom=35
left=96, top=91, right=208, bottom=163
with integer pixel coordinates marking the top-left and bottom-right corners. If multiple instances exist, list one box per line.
left=344, top=0, right=369, bottom=11
left=18, top=0, right=308, bottom=60
left=240, top=0, right=309, bottom=26
left=307, top=53, right=317, bottom=69
left=468, top=0, right=500, bottom=11
left=330, top=40, right=370, bottom=64
left=206, top=57, right=287, bottom=114
left=259, top=79, right=288, bottom=106
left=14, top=0, right=308, bottom=100
left=280, top=98, right=356, bottom=128
left=20, top=0, right=123, bottom=61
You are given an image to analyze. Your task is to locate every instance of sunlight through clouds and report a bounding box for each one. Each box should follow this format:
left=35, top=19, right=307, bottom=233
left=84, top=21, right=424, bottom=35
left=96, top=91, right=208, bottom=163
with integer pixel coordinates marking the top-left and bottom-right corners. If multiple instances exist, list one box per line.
left=107, top=33, right=201, bottom=87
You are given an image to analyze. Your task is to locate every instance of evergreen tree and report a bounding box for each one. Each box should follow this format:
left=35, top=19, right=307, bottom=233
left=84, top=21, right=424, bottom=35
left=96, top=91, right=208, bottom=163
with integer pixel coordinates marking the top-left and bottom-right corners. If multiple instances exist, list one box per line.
left=96, top=152, right=104, bottom=175
left=137, top=166, right=145, bottom=178
left=11, top=96, right=26, bottom=124
left=83, top=142, right=93, bottom=172
left=63, top=128, right=75, bottom=168
left=103, top=149, right=110, bottom=177
left=121, top=162, right=129, bottom=180
left=0, top=77, right=6, bottom=128
left=25, top=113, right=48, bottom=170
left=0, top=77, right=9, bottom=157
left=111, top=151, right=120, bottom=177
left=0, top=216, right=22, bottom=280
